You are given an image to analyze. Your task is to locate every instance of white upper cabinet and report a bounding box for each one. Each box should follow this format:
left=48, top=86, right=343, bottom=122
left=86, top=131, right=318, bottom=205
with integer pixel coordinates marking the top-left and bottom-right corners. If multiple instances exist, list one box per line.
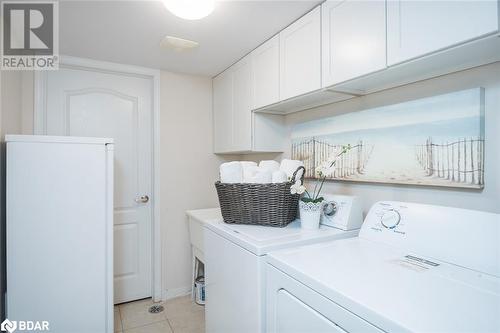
left=213, top=69, right=233, bottom=153
left=322, top=0, right=387, bottom=87
left=280, top=7, right=321, bottom=100
left=252, top=34, right=280, bottom=110
left=232, top=57, right=253, bottom=151
left=387, top=0, right=499, bottom=66
left=213, top=54, right=285, bottom=154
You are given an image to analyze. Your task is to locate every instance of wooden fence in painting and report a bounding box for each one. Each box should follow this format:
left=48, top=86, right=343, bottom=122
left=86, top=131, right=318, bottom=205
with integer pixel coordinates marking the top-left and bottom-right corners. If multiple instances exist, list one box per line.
left=415, top=137, right=485, bottom=186
left=291, top=138, right=374, bottom=179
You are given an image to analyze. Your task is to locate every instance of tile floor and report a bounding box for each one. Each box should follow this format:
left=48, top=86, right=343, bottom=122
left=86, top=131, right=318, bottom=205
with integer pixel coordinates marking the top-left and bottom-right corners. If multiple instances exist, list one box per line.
left=115, top=296, right=205, bottom=333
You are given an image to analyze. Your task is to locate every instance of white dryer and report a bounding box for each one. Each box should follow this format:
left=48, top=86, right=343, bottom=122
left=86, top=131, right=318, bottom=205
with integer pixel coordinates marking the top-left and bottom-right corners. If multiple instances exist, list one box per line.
left=204, top=195, right=361, bottom=333
left=266, top=201, right=500, bottom=333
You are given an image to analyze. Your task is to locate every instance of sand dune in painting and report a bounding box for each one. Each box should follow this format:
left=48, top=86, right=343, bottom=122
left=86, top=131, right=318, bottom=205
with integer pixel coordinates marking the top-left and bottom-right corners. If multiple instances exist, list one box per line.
left=344, top=143, right=481, bottom=188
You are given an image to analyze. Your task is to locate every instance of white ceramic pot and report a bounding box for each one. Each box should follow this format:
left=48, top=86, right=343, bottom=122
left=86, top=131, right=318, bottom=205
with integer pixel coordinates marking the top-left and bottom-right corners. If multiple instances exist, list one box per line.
left=299, top=200, right=324, bottom=230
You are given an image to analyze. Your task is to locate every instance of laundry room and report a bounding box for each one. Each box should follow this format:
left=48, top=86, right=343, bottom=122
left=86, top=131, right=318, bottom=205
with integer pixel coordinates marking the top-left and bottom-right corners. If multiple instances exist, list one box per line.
left=0, top=1, right=499, bottom=333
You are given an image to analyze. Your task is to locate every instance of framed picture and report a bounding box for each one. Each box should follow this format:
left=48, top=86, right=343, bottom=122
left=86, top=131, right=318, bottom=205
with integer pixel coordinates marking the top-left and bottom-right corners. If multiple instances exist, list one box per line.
left=291, top=88, right=485, bottom=189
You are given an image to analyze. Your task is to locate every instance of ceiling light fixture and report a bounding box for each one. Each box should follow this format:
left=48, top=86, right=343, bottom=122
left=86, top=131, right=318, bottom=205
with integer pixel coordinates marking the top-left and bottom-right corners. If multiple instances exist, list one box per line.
left=162, top=0, right=215, bottom=20
left=160, top=35, right=199, bottom=51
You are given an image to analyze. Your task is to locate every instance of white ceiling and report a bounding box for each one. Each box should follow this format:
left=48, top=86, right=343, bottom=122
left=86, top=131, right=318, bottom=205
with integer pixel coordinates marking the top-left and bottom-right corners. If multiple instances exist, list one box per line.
left=59, top=1, right=321, bottom=76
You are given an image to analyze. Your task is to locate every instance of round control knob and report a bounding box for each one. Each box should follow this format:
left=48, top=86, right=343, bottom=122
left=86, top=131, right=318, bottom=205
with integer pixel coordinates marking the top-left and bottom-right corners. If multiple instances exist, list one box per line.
left=323, top=201, right=338, bottom=217
left=380, top=210, right=401, bottom=229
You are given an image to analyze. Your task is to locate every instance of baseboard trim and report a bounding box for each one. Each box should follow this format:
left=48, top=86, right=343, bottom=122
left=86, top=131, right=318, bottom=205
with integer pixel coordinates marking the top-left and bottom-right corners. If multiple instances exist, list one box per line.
left=163, top=286, right=191, bottom=301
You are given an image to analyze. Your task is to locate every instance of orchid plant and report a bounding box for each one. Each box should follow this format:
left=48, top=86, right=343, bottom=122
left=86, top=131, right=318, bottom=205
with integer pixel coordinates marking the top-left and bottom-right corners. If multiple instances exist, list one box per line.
left=290, top=144, right=352, bottom=204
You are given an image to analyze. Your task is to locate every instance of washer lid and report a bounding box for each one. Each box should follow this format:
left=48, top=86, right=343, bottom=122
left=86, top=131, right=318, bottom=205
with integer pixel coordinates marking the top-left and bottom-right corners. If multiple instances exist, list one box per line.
left=267, top=238, right=500, bottom=333
left=204, top=220, right=358, bottom=255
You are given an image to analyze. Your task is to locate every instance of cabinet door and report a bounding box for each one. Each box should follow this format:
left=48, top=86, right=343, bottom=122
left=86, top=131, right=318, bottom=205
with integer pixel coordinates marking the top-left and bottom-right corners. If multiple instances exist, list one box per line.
left=252, top=34, right=280, bottom=109
left=322, top=0, right=386, bottom=87
left=232, top=56, right=253, bottom=151
left=213, top=70, right=233, bottom=153
left=387, top=0, right=499, bottom=66
left=280, top=6, right=321, bottom=100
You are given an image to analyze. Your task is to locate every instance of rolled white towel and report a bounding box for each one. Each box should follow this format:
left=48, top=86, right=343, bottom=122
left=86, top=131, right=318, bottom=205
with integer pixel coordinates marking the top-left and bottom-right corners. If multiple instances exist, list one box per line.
left=272, top=170, right=288, bottom=183
left=241, top=161, right=258, bottom=180
left=280, top=159, right=305, bottom=181
left=246, top=169, right=272, bottom=184
left=259, top=160, right=280, bottom=173
left=243, top=165, right=260, bottom=182
left=220, top=162, right=243, bottom=183
left=240, top=161, right=257, bottom=169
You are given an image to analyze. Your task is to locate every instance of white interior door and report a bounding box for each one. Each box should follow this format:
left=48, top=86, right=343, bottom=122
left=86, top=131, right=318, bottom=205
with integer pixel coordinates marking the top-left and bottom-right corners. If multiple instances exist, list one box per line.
left=40, top=66, right=153, bottom=304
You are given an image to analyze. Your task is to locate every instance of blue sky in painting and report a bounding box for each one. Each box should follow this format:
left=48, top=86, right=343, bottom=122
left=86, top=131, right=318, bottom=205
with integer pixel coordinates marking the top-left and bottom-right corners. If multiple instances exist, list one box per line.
left=291, top=88, right=484, bottom=141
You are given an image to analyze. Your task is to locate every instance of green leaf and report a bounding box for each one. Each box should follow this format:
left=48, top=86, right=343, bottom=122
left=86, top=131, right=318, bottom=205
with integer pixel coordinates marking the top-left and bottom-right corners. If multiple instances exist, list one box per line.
left=313, top=197, right=324, bottom=203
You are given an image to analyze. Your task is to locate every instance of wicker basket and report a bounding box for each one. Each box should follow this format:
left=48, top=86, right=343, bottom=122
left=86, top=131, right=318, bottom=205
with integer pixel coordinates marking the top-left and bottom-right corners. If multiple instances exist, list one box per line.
left=215, top=166, right=305, bottom=227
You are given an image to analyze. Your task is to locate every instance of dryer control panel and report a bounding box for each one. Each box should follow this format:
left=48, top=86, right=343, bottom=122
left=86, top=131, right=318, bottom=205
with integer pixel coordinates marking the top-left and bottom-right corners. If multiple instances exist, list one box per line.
left=358, top=201, right=500, bottom=278
left=362, top=201, right=408, bottom=236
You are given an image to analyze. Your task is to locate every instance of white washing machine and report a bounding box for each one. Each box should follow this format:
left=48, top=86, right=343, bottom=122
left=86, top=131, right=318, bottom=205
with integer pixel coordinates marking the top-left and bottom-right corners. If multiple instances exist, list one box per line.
left=266, top=201, right=500, bottom=333
left=204, top=195, right=362, bottom=333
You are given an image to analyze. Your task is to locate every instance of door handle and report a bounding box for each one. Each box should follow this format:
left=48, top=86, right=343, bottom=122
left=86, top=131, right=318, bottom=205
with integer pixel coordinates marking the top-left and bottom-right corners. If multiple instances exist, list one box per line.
left=135, top=195, right=150, bottom=203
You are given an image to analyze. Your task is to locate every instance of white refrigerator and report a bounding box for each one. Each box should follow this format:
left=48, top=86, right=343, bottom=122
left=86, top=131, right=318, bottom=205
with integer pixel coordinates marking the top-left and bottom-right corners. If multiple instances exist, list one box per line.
left=6, top=135, right=114, bottom=333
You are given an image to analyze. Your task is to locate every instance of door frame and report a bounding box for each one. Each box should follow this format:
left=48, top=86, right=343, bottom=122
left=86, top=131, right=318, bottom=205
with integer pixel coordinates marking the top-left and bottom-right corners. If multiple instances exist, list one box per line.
left=34, top=55, right=163, bottom=302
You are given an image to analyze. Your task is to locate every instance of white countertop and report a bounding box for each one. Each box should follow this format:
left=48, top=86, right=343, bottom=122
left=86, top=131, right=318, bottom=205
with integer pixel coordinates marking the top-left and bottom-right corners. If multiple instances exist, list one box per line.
left=186, top=208, right=222, bottom=224
left=204, top=218, right=358, bottom=256
left=186, top=207, right=358, bottom=256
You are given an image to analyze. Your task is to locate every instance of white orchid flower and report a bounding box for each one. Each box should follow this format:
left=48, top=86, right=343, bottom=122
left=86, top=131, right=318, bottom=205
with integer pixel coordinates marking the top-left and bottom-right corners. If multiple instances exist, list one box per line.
left=296, top=185, right=306, bottom=194
left=290, top=180, right=306, bottom=195
left=316, top=159, right=337, bottom=178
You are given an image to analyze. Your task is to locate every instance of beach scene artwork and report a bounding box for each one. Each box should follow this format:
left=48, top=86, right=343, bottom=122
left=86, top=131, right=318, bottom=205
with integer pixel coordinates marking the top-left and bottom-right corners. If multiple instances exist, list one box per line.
left=291, top=88, right=485, bottom=188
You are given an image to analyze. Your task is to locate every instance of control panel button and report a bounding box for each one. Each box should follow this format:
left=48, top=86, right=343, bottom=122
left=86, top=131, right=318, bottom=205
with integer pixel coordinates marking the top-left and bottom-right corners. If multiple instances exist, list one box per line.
left=323, top=201, right=338, bottom=217
left=380, top=210, right=401, bottom=229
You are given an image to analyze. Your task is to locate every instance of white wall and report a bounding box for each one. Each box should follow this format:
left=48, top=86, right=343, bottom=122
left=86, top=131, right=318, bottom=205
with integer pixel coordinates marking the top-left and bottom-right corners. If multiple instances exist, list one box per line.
left=159, top=71, right=238, bottom=298
left=284, top=62, right=500, bottom=215
left=1, top=72, right=23, bottom=134
left=0, top=71, right=33, bottom=136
